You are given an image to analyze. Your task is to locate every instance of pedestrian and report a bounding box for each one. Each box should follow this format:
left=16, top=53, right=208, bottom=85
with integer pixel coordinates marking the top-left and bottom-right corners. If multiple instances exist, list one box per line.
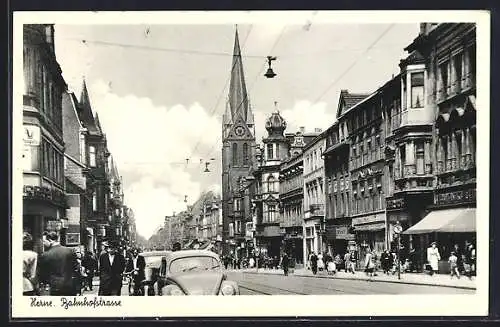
left=310, top=252, right=318, bottom=275
left=448, top=251, right=460, bottom=279
left=73, top=248, right=85, bottom=295
left=223, top=255, right=229, bottom=269
left=326, top=253, right=336, bottom=275
left=126, top=248, right=145, bottom=295
left=98, top=240, right=126, bottom=296
left=249, top=256, right=255, bottom=269
left=82, top=250, right=97, bottom=291
left=37, top=231, right=78, bottom=296
left=317, top=252, right=325, bottom=273
left=380, top=250, right=392, bottom=274
left=426, top=241, right=441, bottom=276
left=23, top=232, right=38, bottom=296
left=344, top=251, right=351, bottom=273
left=281, top=252, right=289, bottom=276
left=364, top=248, right=376, bottom=280
left=465, top=241, right=476, bottom=277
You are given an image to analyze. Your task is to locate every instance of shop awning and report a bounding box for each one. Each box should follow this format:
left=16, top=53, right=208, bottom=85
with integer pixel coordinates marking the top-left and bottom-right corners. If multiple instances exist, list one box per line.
left=403, top=208, right=476, bottom=234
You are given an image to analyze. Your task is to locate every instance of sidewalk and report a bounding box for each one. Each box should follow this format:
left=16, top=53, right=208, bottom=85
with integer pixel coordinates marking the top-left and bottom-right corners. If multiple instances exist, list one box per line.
left=233, top=267, right=476, bottom=290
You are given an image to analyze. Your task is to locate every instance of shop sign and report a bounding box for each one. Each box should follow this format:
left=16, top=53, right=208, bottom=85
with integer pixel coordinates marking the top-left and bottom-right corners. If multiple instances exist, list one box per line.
left=23, top=125, right=40, bottom=146
left=435, top=189, right=476, bottom=206
left=352, top=214, right=384, bottom=226
left=326, top=225, right=355, bottom=240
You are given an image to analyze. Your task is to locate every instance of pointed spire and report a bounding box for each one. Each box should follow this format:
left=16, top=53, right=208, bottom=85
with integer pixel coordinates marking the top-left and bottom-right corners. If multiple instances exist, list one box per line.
left=80, top=77, right=90, bottom=106
left=94, top=112, right=103, bottom=134
left=78, top=76, right=100, bottom=135
left=228, top=26, right=250, bottom=123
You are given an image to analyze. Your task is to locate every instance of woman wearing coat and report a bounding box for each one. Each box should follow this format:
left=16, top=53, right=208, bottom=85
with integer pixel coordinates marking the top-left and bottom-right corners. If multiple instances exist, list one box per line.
left=426, top=242, right=441, bottom=276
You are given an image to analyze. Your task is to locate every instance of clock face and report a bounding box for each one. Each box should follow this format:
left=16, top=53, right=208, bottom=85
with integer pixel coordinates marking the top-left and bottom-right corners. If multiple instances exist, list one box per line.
left=235, top=126, right=245, bottom=136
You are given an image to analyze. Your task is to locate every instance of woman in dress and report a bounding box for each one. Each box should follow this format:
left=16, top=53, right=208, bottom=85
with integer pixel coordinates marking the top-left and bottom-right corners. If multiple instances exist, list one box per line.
left=426, top=241, right=441, bottom=276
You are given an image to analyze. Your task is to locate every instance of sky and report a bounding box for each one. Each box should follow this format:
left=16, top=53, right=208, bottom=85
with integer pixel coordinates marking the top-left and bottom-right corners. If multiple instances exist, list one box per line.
left=53, top=15, right=420, bottom=239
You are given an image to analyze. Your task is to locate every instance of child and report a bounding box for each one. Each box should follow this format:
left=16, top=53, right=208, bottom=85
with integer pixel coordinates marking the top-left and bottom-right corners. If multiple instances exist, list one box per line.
left=449, top=251, right=460, bottom=279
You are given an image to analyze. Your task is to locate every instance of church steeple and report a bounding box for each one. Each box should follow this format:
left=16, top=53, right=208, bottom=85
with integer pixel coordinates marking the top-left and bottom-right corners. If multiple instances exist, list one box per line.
left=78, top=77, right=101, bottom=136
left=228, top=27, right=252, bottom=125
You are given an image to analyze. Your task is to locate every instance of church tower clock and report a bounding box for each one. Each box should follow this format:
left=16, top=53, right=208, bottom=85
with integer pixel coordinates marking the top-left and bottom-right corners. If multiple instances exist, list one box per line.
left=221, top=28, right=256, bottom=255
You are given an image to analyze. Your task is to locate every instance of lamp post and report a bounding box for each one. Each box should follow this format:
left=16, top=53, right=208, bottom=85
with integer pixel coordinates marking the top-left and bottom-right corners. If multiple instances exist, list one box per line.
left=393, top=221, right=403, bottom=280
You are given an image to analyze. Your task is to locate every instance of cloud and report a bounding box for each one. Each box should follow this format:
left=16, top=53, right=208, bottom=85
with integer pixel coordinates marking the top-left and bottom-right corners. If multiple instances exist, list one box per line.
left=86, top=79, right=221, bottom=238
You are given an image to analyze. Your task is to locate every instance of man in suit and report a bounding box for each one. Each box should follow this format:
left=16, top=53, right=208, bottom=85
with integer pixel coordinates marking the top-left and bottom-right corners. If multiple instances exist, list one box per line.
left=125, top=248, right=146, bottom=295
left=37, top=231, right=78, bottom=296
left=98, top=240, right=126, bottom=296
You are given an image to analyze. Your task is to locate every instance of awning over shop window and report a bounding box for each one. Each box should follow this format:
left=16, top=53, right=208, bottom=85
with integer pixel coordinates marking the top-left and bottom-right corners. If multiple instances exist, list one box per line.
left=403, top=208, right=476, bottom=234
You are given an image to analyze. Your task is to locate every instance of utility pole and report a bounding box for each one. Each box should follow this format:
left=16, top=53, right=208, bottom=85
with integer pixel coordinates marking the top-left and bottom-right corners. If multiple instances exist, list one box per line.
left=394, top=221, right=403, bottom=280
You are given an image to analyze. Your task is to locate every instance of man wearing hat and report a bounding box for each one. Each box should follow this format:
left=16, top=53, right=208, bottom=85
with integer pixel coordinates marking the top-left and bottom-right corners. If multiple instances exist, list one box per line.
left=98, top=240, right=126, bottom=295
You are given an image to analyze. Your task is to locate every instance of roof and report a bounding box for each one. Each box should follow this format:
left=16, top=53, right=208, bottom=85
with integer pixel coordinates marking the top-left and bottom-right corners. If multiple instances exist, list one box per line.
left=337, top=90, right=371, bottom=117
left=400, top=50, right=425, bottom=67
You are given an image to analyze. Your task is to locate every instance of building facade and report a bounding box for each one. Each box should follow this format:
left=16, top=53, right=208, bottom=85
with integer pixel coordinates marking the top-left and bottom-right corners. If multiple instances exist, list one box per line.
left=302, top=130, right=327, bottom=261
left=23, top=24, right=68, bottom=253
left=221, top=29, right=256, bottom=256
left=78, top=80, right=112, bottom=251
left=400, top=23, right=477, bottom=270
left=279, top=133, right=306, bottom=267
left=62, top=90, right=93, bottom=251
left=324, top=91, right=370, bottom=257
left=252, top=112, right=289, bottom=259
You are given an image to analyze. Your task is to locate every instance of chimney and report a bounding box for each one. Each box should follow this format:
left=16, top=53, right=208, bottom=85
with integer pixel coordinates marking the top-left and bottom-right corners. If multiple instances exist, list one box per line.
left=299, top=126, right=305, bottom=133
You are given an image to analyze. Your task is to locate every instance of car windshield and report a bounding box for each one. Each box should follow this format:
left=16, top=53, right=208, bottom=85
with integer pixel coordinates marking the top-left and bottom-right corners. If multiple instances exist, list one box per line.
left=169, top=256, right=221, bottom=274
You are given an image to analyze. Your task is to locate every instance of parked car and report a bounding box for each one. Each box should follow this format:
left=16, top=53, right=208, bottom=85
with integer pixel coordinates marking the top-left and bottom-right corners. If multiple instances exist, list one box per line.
left=157, top=250, right=240, bottom=295
left=136, top=250, right=171, bottom=295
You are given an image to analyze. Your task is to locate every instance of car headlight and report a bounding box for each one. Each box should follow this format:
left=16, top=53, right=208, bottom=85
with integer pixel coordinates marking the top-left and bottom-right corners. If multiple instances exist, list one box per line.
left=163, top=284, right=186, bottom=296
left=219, top=282, right=236, bottom=295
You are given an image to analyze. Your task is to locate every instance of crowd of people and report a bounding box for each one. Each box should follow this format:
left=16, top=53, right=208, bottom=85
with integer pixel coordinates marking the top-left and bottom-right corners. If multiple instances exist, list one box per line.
left=22, top=230, right=151, bottom=296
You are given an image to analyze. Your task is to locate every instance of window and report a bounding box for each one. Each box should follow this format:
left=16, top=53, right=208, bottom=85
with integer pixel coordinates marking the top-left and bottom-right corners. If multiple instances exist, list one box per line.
left=439, top=62, right=449, bottom=97
left=411, top=72, right=425, bottom=108
left=416, top=142, right=425, bottom=175
left=234, top=198, right=241, bottom=211
left=267, top=143, right=273, bottom=160
left=402, top=75, right=407, bottom=110
left=453, top=53, right=463, bottom=92
left=92, top=191, right=97, bottom=211
left=232, top=143, right=238, bottom=166
left=89, top=145, right=96, bottom=167
left=268, top=205, right=276, bottom=222
left=242, top=143, right=249, bottom=166
left=400, top=144, right=406, bottom=175
left=267, top=175, right=277, bottom=193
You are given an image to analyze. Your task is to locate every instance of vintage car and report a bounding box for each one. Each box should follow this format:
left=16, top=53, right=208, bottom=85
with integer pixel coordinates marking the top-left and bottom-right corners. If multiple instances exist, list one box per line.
left=135, top=250, right=171, bottom=295
left=156, top=250, right=240, bottom=296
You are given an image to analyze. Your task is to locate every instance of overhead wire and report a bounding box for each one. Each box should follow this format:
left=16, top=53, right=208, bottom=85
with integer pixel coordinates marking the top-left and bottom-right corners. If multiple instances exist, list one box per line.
left=188, top=24, right=254, bottom=164
left=311, top=24, right=396, bottom=104
left=204, top=24, right=289, bottom=160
